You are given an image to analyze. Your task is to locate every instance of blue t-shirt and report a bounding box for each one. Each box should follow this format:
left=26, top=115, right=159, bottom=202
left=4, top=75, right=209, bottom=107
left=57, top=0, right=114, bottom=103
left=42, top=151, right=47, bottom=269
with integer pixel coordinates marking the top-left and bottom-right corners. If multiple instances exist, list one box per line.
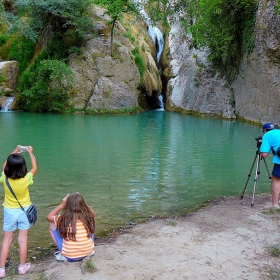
left=260, top=129, right=280, bottom=164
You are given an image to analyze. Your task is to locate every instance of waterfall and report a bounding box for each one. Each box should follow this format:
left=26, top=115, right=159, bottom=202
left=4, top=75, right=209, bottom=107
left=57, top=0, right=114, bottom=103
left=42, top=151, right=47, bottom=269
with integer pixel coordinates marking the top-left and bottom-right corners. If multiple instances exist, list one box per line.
left=1, top=97, right=14, bottom=112
left=135, top=0, right=165, bottom=110
left=136, top=1, right=164, bottom=62
left=156, top=95, right=164, bottom=111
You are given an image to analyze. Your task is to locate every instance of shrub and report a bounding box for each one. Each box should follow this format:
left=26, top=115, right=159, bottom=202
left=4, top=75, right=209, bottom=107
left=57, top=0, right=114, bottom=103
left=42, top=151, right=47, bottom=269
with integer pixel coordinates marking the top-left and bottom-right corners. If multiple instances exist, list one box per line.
left=19, top=59, right=74, bottom=113
left=132, top=46, right=146, bottom=81
left=0, top=34, right=9, bottom=46
left=8, top=37, right=36, bottom=73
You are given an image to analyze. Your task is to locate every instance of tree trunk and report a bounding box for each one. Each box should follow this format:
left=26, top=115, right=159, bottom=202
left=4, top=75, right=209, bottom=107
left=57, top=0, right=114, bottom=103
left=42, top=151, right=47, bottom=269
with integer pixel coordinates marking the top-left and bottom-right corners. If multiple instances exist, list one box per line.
left=110, top=16, right=118, bottom=57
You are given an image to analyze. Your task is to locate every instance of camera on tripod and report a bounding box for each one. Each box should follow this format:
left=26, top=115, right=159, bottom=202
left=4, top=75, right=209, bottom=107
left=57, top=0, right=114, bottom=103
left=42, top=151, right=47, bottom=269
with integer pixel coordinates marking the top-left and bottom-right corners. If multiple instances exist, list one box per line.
left=255, top=136, right=262, bottom=148
left=241, top=135, right=271, bottom=207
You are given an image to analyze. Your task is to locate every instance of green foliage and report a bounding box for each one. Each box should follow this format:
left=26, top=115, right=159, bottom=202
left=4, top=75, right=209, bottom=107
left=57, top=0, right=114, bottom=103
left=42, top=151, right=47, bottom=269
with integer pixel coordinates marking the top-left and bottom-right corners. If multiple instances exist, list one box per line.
left=0, top=34, right=9, bottom=46
left=19, top=59, right=74, bottom=112
left=146, top=0, right=170, bottom=29
left=93, top=0, right=137, bottom=18
left=83, top=258, right=96, bottom=273
left=276, top=0, right=280, bottom=13
left=265, top=266, right=280, bottom=280
left=69, top=46, right=83, bottom=55
left=32, top=273, right=49, bottom=280
left=81, top=106, right=141, bottom=115
left=188, top=0, right=258, bottom=77
left=0, top=73, right=3, bottom=96
left=14, top=0, right=93, bottom=43
left=269, top=244, right=280, bottom=257
left=124, top=29, right=135, bottom=44
left=8, top=37, right=36, bottom=73
left=132, top=46, right=146, bottom=81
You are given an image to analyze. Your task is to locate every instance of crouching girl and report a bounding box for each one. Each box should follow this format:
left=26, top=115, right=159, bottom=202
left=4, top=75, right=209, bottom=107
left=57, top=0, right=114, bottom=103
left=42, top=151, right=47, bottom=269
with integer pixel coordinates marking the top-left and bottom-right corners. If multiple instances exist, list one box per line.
left=47, top=193, right=95, bottom=262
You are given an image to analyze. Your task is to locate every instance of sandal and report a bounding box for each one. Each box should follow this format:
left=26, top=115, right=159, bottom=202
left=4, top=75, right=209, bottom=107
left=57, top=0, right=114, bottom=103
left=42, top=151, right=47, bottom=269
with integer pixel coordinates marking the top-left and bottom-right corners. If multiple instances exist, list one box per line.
left=54, top=251, right=67, bottom=262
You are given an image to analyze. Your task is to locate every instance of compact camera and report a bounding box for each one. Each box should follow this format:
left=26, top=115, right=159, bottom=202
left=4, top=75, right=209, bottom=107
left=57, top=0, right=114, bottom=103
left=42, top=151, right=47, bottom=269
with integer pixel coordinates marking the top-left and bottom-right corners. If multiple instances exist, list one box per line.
left=19, top=146, right=29, bottom=153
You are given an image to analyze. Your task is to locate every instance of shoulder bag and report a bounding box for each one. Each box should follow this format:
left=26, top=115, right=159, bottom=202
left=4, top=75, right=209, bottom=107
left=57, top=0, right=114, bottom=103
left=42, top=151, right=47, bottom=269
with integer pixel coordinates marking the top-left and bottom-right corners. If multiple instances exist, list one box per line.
left=5, top=176, right=37, bottom=226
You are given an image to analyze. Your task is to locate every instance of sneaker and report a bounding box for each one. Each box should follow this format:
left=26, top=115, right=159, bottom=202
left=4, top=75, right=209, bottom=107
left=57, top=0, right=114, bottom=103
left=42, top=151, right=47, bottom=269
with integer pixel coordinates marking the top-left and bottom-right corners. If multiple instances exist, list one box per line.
left=0, top=267, right=6, bottom=278
left=54, top=251, right=67, bottom=262
left=18, top=263, right=31, bottom=275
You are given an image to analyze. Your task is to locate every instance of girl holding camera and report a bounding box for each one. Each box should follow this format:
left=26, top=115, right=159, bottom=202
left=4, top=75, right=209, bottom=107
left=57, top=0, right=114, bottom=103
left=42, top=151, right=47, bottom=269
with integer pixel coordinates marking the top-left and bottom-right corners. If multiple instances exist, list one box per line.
left=0, top=145, right=37, bottom=278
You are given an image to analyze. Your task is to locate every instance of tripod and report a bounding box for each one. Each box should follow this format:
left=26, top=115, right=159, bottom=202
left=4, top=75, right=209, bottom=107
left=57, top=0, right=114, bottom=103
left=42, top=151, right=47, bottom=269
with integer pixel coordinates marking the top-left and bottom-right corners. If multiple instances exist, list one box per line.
left=240, top=139, right=271, bottom=207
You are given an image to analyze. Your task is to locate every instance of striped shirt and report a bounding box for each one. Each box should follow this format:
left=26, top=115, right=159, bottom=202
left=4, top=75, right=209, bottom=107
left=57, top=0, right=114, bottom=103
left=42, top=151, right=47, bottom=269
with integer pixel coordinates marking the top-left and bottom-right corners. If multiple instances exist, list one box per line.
left=55, top=217, right=94, bottom=259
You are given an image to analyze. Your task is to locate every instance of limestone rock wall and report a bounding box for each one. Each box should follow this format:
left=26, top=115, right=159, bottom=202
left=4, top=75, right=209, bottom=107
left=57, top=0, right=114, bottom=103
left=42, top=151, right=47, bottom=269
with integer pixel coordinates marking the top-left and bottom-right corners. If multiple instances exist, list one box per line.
left=69, top=6, right=162, bottom=111
left=232, top=0, right=280, bottom=125
left=165, top=0, right=280, bottom=123
left=164, top=18, right=235, bottom=118
left=0, top=60, right=19, bottom=94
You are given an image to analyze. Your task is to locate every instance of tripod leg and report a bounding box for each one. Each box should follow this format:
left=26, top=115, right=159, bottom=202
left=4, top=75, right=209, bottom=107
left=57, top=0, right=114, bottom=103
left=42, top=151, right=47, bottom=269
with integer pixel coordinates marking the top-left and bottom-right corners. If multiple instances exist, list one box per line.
left=241, top=153, right=258, bottom=199
left=251, top=154, right=261, bottom=207
left=262, top=157, right=272, bottom=180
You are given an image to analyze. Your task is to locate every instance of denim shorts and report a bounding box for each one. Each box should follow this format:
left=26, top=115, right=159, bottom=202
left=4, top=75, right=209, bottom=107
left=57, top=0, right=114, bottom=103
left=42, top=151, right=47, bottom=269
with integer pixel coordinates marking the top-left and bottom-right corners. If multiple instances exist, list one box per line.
left=3, top=206, right=31, bottom=231
left=272, top=164, right=280, bottom=178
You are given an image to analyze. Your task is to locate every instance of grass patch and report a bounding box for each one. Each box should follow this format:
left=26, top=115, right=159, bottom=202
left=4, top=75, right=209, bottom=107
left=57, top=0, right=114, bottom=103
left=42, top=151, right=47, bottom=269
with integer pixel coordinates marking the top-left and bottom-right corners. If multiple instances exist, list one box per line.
left=72, top=106, right=142, bottom=115
left=83, top=258, right=96, bottom=273
left=269, top=244, right=280, bottom=257
left=264, top=266, right=280, bottom=279
left=262, top=208, right=280, bottom=215
left=166, top=219, right=177, bottom=226
left=31, top=273, right=49, bottom=280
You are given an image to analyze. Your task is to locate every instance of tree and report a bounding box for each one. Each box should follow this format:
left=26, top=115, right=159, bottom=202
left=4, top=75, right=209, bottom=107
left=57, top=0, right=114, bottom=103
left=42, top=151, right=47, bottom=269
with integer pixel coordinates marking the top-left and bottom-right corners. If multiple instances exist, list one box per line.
left=14, top=0, right=93, bottom=45
left=93, top=0, right=137, bottom=56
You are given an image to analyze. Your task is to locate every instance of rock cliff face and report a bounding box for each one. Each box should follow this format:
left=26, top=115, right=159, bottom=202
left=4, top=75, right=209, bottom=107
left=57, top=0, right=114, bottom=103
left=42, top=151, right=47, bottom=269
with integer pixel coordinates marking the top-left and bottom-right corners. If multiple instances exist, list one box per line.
left=164, top=0, right=280, bottom=124
left=163, top=18, right=235, bottom=118
left=69, top=6, right=162, bottom=111
left=232, top=0, right=280, bottom=124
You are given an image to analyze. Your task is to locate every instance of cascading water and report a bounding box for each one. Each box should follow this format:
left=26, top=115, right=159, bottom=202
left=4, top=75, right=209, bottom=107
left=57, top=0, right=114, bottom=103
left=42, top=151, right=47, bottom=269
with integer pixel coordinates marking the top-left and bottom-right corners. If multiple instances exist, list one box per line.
left=136, top=1, right=164, bottom=62
left=1, top=97, right=14, bottom=112
left=135, top=0, right=165, bottom=110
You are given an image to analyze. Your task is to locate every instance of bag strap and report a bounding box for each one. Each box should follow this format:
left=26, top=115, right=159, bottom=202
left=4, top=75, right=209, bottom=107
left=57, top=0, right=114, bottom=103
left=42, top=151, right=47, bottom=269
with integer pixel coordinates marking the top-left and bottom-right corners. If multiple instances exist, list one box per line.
left=5, top=176, right=25, bottom=212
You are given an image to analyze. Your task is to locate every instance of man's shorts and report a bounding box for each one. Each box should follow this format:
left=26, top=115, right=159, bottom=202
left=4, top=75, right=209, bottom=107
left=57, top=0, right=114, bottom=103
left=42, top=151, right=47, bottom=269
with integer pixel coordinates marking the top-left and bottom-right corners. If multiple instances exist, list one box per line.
left=3, top=206, right=31, bottom=231
left=272, top=163, right=280, bottom=178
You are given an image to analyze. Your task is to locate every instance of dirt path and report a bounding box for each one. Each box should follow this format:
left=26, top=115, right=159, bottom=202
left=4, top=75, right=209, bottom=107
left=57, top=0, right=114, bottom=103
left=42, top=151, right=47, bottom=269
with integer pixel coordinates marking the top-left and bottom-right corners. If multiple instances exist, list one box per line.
left=11, top=194, right=280, bottom=280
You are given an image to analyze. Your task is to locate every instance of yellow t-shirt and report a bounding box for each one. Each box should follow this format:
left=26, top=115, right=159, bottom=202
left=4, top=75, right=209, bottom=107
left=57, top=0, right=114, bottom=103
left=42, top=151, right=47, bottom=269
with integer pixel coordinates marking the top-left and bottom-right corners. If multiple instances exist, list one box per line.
left=0, top=171, right=33, bottom=208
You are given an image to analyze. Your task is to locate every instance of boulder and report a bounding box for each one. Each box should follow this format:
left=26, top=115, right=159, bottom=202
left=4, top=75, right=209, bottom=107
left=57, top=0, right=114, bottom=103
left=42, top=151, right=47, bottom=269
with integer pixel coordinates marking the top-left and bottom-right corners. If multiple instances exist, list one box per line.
left=69, top=6, right=162, bottom=111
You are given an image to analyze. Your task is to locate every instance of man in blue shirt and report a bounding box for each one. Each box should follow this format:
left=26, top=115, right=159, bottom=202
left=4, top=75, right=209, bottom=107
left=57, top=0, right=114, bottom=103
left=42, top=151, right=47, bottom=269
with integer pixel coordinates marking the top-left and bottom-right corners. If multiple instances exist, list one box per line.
left=260, top=122, right=280, bottom=208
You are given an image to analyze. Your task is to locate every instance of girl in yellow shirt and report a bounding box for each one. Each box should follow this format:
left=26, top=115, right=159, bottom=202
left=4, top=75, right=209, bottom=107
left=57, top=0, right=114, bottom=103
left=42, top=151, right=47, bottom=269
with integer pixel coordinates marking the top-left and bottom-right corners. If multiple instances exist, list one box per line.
left=0, top=145, right=37, bottom=278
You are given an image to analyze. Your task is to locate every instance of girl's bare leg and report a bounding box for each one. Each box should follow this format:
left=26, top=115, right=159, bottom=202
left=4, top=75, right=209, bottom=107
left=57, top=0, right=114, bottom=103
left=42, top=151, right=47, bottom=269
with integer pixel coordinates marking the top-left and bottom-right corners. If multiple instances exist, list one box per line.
left=18, top=230, right=28, bottom=265
left=0, top=231, right=13, bottom=267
